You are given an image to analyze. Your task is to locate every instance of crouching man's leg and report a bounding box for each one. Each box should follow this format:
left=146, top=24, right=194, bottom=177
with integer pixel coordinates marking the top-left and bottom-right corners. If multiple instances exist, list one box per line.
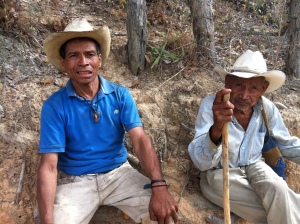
left=200, top=167, right=267, bottom=224
left=248, top=160, right=300, bottom=224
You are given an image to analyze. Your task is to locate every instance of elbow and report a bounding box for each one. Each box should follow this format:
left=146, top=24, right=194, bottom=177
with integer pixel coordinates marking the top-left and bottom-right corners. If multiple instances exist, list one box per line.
left=38, top=160, right=58, bottom=179
left=188, top=144, right=213, bottom=172
left=188, top=147, right=202, bottom=171
left=38, top=153, right=58, bottom=175
left=38, top=163, right=57, bottom=175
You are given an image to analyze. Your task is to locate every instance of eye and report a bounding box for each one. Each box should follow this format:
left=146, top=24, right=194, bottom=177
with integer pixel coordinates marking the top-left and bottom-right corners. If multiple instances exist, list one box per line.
left=250, top=86, right=259, bottom=92
left=86, top=52, right=97, bottom=57
left=67, top=53, right=77, bottom=59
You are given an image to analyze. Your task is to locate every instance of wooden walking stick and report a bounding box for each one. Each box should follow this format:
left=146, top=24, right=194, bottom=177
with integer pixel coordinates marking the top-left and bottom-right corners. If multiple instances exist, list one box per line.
left=222, top=93, right=231, bottom=224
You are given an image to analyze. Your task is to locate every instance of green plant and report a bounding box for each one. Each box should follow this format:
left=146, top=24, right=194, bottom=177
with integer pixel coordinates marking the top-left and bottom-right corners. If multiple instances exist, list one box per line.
left=148, top=41, right=185, bottom=69
left=148, top=41, right=167, bottom=69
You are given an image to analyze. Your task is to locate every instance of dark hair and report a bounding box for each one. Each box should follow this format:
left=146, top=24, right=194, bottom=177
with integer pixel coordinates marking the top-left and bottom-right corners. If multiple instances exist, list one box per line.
left=59, top=37, right=101, bottom=59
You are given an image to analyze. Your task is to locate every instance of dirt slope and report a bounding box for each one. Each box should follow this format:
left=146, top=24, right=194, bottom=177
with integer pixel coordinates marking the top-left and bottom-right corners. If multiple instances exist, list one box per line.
left=0, top=0, right=299, bottom=223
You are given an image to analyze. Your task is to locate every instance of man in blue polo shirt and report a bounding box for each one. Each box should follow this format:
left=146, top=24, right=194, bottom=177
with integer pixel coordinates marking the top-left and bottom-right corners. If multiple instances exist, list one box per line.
left=37, top=18, right=178, bottom=224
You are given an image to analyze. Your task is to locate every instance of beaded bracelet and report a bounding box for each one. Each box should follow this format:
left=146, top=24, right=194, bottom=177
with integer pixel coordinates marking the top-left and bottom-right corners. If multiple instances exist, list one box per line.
left=144, top=179, right=167, bottom=189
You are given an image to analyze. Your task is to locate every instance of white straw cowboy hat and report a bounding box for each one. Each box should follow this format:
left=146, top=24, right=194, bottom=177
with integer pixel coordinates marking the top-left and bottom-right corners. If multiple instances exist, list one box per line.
left=44, top=18, right=111, bottom=71
left=214, top=50, right=286, bottom=93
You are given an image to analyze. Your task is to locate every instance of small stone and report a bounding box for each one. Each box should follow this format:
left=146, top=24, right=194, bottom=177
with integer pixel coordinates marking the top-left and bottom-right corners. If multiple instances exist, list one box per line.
left=274, top=102, right=288, bottom=109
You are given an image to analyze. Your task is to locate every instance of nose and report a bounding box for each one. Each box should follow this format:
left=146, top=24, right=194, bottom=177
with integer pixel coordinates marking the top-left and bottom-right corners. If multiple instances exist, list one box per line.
left=239, top=88, right=251, bottom=99
left=78, top=55, right=88, bottom=66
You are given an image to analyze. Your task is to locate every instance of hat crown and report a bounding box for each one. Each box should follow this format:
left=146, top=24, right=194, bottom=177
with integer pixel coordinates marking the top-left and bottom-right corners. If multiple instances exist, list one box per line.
left=231, top=50, right=267, bottom=74
left=44, top=17, right=111, bottom=71
left=64, top=18, right=94, bottom=32
left=214, top=49, right=286, bottom=93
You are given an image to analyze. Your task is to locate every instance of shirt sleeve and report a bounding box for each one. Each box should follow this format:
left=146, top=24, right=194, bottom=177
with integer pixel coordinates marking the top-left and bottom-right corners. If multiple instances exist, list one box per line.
left=264, top=97, right=300, bottom=165
left=188, top=95, right=222, bottom=171
left=39, top=99, right=66, bottom=153
left=118, top=87, right=142, bottom=131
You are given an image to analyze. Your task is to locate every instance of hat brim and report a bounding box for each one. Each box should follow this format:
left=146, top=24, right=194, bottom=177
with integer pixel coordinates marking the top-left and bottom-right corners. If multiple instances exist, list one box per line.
left=44, top=26, right=111, bottom=71
left=214, top=65, right=286, bottom=93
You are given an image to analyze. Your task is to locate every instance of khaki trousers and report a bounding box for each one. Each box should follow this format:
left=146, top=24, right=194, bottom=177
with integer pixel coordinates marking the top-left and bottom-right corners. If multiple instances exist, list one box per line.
left=200, top=160, right=300, bottom=224
left=54, top=161, right=154, bottom=224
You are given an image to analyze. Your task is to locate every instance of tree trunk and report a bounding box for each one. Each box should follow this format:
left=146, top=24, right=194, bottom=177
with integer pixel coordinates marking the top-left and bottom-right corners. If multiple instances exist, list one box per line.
left=287, top=0, right=300, bottom=79
left=127, top=0, right=148, bottom=75
left=188, top=0, right=216, bottom=63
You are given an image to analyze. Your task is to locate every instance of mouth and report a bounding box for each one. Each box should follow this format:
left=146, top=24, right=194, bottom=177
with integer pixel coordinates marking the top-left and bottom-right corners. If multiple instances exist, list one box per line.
left=77, top=71, right=92, bottom=77
left=234, top=100, right=252, bottom=110
left=237, top=101, right=250, bottom=106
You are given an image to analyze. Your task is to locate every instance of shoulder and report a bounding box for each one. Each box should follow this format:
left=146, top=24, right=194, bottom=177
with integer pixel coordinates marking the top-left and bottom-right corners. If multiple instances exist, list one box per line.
left=200, top=94, right=216, bottom=108
left=44, top=87, right=67, bottom=106
left=261, top=96, right=282, bottom=119
left=261, top=96, right=277, bottom=111
left=203, top=94, right=216, bottom=102
left=100, top=75, right=128, bottom=95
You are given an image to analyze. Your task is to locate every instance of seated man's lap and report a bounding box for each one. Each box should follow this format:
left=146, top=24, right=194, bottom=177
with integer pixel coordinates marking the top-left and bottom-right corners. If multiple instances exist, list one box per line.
left=54, top=161, right=152, bottom=223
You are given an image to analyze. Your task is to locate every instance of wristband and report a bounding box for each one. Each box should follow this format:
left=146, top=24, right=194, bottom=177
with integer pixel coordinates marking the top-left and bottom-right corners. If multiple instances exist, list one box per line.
left=151, top=179, right=166, bottom=184
left=151, top=184, right=170, bottom=189
left=143, top=179, right=166, bottom=189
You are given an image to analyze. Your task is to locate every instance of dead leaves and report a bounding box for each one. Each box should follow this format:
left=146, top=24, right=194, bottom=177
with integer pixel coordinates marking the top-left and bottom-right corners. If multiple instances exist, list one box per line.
left=37, top=78, right=53, bottom=85
left=147, top=1, right=168, bottom=25
left=183, top=67, right=199, bottom=79
left=37, top=77, right=64, bottom=88
left=130, top=79, right=141, bottom=88
left=52, top=19, right=67, bottom=31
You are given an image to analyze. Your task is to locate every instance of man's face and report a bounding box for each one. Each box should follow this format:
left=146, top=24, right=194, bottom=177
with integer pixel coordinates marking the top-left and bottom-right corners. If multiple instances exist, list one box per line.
left=60, top=39, right=101, bottom=85
left=225, top=75, right=269, bottom=111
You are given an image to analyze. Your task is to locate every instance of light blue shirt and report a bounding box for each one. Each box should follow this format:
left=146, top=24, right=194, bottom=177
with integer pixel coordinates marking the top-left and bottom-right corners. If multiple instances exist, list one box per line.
left=188, top=95, right=300, bottom=171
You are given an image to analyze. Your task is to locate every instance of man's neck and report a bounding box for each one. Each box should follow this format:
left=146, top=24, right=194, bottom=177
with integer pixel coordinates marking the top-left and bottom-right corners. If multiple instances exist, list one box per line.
left=233, top=107, right=253, bottom=131
left=72, top=78, right=100, bottom=100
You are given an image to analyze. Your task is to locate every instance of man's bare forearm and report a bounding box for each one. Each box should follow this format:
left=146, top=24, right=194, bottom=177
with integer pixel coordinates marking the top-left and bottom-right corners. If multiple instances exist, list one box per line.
left=134, top=134, right=163, bottom=180
left=37, top=154, right=58, bottom=224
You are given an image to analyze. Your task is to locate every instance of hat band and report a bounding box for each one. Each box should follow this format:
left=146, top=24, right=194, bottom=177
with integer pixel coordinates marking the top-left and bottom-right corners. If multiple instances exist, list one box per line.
left=230, top=68, right=264, bottom=74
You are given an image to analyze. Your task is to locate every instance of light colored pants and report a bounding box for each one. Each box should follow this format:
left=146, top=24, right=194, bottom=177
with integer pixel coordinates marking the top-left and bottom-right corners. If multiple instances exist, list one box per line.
left=54, top=161, right=154, bottom=224
left=200, top=160, right=300, bottom=224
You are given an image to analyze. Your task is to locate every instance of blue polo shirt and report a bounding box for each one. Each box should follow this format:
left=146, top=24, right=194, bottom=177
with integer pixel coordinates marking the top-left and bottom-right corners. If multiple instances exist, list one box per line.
left=39, top=75, right=142, bottom=175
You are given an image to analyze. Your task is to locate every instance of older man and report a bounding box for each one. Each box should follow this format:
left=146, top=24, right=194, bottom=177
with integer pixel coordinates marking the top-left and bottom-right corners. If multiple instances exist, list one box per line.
left=188, top=50, right=300, bottom=223
left=37, top=18, right=178, bottom=224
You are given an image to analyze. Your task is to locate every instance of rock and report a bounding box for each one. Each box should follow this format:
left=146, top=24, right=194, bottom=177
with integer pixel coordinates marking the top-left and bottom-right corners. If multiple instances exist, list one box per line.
left=274, top=101, right=288, bottom=109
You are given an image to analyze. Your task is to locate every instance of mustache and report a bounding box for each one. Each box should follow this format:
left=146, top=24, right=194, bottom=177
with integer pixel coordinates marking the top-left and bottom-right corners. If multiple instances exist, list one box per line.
left=234, top=98, right=251, bottom=105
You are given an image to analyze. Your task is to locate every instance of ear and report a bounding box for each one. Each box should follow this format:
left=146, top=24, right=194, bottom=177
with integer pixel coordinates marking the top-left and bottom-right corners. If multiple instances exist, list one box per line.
left=262, top=80, right=269, bottom=93
left=225, top=75, right=231, bottom=88
left=98, top=54, right=102, bottom=67
left=60, top=57, right=66, bottom=71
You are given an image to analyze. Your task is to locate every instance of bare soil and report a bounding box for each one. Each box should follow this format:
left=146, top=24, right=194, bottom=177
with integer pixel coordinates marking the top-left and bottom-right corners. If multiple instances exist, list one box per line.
left=0, top=0, right=299, bottom=223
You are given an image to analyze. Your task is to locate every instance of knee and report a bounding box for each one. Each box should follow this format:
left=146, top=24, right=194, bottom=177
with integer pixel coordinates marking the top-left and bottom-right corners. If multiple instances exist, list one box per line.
left=254, top=178, right=288, bottom=200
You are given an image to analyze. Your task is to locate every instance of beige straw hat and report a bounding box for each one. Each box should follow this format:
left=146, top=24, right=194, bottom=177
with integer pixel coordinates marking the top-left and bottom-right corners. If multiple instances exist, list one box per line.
left=44, top=18, right=111, bottom=71
left=214, top=50, right=286, bottom=93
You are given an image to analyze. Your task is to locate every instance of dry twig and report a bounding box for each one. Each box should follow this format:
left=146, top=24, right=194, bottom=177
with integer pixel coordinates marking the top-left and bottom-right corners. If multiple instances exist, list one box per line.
left=284, top=84, right=300, bottom=88
left=274, top=0, right=287, bottom=64
left=157, top=66, right=186, bottom=89
left=15, top=157, right=26, bottom=204
left=177, top=182, right=188, bottom=204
